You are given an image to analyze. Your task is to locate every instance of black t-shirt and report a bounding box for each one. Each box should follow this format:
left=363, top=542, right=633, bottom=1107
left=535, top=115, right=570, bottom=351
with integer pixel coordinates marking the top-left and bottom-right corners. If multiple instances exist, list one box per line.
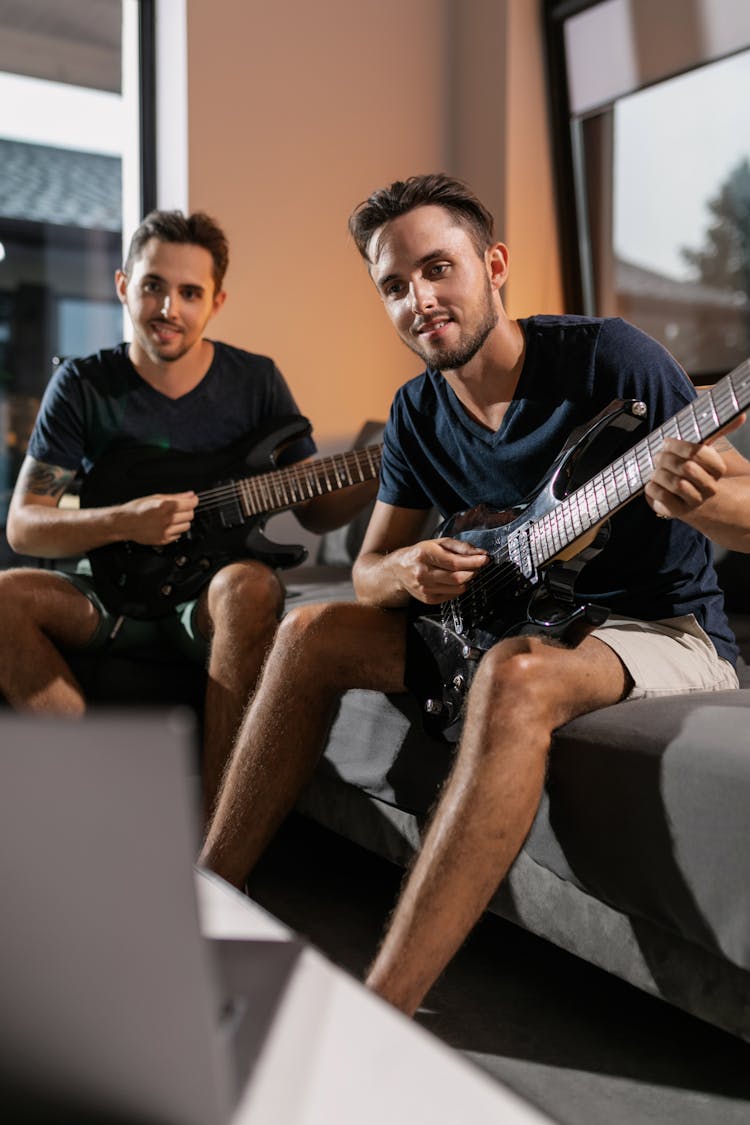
left=28, top=340, right=316, bottom=472
left=378, top=315, right=737, bottom=664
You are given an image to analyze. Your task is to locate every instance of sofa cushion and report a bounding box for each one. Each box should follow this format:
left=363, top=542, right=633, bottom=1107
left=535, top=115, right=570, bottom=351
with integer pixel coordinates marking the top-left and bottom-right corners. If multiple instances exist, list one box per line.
left=548, top=694, right=750, bottom=970
left=313, top=658, right=750, bottom=971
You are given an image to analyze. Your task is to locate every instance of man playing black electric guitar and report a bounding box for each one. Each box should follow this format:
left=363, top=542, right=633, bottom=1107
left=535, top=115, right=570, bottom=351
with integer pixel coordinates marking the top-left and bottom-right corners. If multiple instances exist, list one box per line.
left=0, top=209, right=377, bottom=818
left=200, top=174, right=750, bottom=1015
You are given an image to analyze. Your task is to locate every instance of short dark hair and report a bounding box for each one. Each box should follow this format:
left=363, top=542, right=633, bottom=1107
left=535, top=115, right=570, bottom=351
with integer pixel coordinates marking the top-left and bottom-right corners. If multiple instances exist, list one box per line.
left=348, top=173, right=495, bottom=261
left=123, top=209, right=229, bottom=292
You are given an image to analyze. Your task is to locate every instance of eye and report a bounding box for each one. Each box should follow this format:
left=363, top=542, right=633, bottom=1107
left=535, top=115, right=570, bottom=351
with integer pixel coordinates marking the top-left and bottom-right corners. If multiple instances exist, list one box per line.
left=383, top=281, right=405, bottom=298
left=427, top=262, right=449, bottom=278
left=142, top=279, right=163, bottom=295
left=182, top=286, right=203, bottom=300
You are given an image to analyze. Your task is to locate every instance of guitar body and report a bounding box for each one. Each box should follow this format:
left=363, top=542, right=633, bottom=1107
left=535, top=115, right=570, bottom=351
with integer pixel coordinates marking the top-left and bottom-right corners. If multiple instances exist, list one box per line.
left=82, top=416, right=320, bottom=619
left=407, top=504, right=611, bottom=743
left=406, top=398, right=648, bottom=740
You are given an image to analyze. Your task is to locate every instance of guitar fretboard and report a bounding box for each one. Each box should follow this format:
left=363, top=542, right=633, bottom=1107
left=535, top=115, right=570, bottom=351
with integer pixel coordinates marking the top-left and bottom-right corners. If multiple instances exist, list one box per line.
left=516, top=358, right=750, bottom=570
left=198, top=444, right=382, bottom=518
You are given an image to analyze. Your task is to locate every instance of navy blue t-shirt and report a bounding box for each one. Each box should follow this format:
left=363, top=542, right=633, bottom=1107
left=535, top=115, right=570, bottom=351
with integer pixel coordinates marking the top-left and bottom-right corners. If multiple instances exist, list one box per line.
left=28, top=340, right=316, bottom=473
left=379, top=315, right=737, bottom=664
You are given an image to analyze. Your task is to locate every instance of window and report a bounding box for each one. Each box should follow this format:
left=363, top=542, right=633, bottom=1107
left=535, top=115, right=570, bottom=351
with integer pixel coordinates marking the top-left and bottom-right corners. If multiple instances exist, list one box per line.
left=0, top=0, right=153, bottom=555
left=544, top=0, right=750, bottom=380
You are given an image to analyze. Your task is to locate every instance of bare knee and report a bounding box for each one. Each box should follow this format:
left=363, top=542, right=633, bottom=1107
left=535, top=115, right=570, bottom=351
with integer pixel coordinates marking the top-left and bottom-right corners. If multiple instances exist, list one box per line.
left=206, top=561, right=284, bottom=630
left=276, top=601, right=361, bottom=659
left=0, top=568, right=98, bottom=641
left=274, top=602, right=405, bottom=692
left=0, top=567, right=44, bottom=612
left=470, top=638, right=564, bottom=726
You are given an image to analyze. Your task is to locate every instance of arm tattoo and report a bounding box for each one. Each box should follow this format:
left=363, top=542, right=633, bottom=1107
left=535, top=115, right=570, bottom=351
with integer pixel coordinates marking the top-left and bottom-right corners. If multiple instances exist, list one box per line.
left=17, top=458, right=76, bottom=499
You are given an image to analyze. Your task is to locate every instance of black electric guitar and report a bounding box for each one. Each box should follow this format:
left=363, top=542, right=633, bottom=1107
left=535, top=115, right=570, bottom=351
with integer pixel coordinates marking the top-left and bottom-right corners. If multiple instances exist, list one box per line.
left=81, top=414, right=381, bottom=619
left=406, top=357, right=750, bottom=740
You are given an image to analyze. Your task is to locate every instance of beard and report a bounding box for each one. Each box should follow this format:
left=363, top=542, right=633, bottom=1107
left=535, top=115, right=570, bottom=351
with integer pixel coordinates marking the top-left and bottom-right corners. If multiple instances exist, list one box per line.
left=405, top=277, right=498, bottom=371
left=138, top=324, right=190, bottom=364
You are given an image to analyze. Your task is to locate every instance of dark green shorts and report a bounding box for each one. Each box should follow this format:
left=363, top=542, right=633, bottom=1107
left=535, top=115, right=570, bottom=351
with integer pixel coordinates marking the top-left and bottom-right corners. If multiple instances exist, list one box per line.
left=57, top=564, right=209, bottom=664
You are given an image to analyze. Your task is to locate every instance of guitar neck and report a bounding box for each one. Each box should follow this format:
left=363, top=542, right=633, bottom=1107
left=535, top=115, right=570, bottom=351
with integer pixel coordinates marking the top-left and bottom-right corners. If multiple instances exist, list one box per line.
left=199, top=443, right=382, bottom=518
left=525, top=358, right=750, bottom=568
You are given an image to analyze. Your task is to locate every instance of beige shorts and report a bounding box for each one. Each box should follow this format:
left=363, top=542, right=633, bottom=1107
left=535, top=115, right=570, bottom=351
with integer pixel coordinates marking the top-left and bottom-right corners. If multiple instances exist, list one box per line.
left=591, top=614, right=739, bottom=700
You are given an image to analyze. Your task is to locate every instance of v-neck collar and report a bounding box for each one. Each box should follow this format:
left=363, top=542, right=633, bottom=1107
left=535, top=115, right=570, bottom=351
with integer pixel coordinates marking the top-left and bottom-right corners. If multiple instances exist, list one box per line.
left=431, top=319, right=532, bottom=446
left=126, top=341, right=218, bottom=405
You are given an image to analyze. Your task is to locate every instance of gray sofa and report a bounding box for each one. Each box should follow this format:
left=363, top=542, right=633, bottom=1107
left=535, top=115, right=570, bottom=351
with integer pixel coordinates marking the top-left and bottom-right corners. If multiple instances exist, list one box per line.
left=66, top=421, right=750, bottom=1044
left=285, top=568, right=750, bottom=1045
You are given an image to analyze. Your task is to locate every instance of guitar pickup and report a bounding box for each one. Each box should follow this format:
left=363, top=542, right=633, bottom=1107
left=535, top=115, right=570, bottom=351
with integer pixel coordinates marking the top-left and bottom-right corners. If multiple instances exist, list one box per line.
left=508, top=528, right=535, bottom=581
left=215, top=496, right=245, bottom=529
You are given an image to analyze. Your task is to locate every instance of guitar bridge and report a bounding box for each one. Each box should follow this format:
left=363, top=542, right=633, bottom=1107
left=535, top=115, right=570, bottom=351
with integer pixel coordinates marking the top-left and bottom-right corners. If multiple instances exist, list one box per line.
left=446, top=601, right=464, bottom=634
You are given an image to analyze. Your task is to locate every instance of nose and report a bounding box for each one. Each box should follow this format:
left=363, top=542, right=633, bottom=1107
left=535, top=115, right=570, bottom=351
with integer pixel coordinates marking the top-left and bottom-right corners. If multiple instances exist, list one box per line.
left=161, top=294, right=174, bottom=318
left=409, top=278, right=437, bottom=315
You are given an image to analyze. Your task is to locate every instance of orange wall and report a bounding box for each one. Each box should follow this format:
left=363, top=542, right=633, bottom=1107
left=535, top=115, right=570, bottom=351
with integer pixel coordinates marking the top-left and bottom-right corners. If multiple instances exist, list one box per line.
left=505, top=0, right=565, bottom=318
left=185, top=0, right=446, bottom=449
left=182, top=0, right=563, bottom=448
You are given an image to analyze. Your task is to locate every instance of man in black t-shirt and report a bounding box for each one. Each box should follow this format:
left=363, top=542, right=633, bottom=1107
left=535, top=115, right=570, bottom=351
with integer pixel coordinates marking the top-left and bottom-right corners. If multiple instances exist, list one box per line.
left=0, top=209, right=375, bottom=818
left=200, top=174, right=750, bottom=1014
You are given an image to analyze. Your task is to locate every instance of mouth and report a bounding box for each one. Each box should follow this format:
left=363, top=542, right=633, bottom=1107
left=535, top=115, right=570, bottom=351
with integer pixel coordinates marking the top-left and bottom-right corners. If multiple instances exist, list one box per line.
left=150, top=320, right=183, bottom=343
left=413, top=316, right=453, bottom=341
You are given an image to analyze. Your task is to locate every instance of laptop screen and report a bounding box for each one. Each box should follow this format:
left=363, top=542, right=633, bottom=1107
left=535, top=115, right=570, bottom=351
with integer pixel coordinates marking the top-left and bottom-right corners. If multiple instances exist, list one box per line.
left=0, top=708, right=237, bottom=1125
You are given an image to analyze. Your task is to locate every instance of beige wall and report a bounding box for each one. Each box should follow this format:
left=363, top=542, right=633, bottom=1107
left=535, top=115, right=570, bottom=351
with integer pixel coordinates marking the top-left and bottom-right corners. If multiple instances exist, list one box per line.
left=505, top=0, right=565, bottom=317
left=182, top=0, right=562, bottom=449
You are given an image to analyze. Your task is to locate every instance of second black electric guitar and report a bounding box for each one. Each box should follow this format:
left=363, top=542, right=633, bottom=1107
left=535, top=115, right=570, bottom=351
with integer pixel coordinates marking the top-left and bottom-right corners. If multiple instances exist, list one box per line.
left=81, top=414, right=381, bottom=619
left=406, top=358, right=750, bottom=740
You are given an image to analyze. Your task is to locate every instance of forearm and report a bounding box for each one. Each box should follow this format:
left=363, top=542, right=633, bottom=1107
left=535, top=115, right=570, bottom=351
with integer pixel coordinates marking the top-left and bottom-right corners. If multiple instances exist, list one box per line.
left=6, top=502, right=127, bottom=559
left=353, top=549, right=412, bottom=608
left=295, top=479, right=379, bottom=534
left=683, top=478, right=750, bottom=552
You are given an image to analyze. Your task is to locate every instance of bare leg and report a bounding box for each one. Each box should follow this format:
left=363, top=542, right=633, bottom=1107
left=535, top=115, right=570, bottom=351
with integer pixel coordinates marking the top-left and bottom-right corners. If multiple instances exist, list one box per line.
left=199, top=601, right=407, bottom=887
left=197, top=560, right=286, bottom=821
left=0, top=568, right=101, bottom=715
left=365, top=634, right=629, bottom=1015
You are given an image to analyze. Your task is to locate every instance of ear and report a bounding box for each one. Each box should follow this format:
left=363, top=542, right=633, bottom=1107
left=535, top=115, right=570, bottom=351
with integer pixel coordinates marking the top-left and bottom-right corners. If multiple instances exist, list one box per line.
left=210, top=289, right=227, bottom=317
left=114, top=269, right=128, bottom=305
left=486, top=243, right=510, bottom=292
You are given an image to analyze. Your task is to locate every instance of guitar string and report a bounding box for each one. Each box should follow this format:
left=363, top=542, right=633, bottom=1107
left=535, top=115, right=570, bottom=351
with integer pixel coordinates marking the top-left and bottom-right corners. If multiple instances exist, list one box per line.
left=442, top=372, right=748, bottom=628
left=192, top=447, right=382, bottom=514
left=170, top=367, right=747, bottom=524
left=197, top=447, right=382, bottom=508
left=452, top=373, right=746, bottom=621
left=170, top=368, right=746, bottom=617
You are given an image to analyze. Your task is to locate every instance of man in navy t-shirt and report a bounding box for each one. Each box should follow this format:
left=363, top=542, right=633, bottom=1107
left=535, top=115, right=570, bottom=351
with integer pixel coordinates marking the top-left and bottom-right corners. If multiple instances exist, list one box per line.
left=201, top=175, right=750, bottom=1013
left=0, top=209, right=375, bottom=818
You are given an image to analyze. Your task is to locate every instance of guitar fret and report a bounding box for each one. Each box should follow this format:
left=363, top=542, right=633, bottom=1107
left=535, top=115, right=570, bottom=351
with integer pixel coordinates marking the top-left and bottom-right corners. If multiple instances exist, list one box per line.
left=246, top=477, right=263, bottom=515
left=266, top=477, right=279, bottom=506
left=582, top=479, right=600, bottom=523
left=723, top=376, right=740, bottom=415
left=290, top=469, right=310, bottom=502
left=553, top=511, right=564, bottom=552
left=238, top=479, right=255, bottom=516
left=683, top=402, right=702, bottom=442
left=276, top=476, right=292, bottom=506
left=694, top=394, right=719, bottom=438
left=635, top=440, right=653, bottom=479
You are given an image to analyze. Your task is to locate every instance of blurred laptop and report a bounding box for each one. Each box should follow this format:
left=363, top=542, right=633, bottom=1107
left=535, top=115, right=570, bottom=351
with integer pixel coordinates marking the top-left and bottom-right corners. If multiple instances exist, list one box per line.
left=0, top=708, right=302, bottom=1125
